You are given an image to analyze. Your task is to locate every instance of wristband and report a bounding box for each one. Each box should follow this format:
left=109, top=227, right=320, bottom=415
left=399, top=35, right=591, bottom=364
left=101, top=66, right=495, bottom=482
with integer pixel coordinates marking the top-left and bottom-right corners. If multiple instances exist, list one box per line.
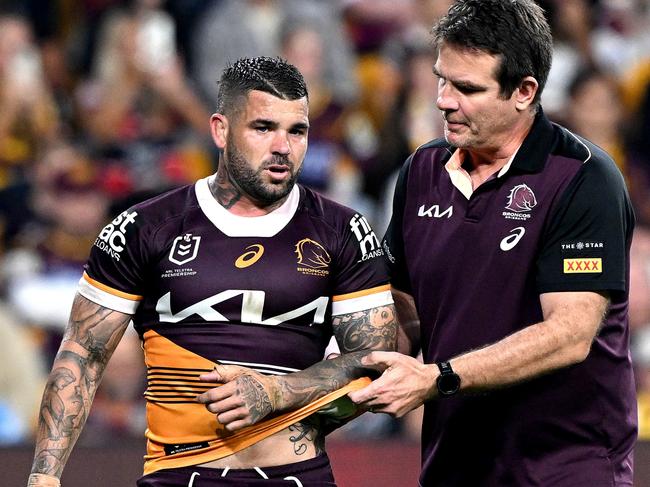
left=27, top=473, right=61, bottom=487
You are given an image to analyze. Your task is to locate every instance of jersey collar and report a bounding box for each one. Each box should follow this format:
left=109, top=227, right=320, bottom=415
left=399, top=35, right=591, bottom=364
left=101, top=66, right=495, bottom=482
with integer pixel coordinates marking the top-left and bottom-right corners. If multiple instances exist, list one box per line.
left=195, top=176, right=300, bottom=237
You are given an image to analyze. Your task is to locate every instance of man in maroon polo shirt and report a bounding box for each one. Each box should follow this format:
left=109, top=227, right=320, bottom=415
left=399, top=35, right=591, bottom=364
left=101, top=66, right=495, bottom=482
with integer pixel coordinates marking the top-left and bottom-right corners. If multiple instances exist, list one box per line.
left=349, top=1, right=638, bottom=486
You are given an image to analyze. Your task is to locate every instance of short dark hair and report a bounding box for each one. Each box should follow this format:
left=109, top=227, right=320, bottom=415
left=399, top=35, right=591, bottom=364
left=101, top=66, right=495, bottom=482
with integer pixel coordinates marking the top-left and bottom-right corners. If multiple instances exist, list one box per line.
left=216, top=56, right=308, bottom=115
left=432, top=0, right=552, bottom=105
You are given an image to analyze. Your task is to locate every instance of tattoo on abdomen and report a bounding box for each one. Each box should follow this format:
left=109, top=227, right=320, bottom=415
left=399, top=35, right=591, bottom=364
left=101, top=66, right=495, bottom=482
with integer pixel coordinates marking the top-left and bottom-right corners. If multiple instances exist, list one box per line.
left=288, top=421, right=323, bottom=455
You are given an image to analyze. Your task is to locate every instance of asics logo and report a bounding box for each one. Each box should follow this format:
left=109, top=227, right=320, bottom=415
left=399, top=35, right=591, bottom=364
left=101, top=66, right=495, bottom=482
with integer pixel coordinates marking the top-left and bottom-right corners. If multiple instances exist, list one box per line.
left=500, top=227, right=525, bottom=251
left=235, top=244, right=264, bottom=268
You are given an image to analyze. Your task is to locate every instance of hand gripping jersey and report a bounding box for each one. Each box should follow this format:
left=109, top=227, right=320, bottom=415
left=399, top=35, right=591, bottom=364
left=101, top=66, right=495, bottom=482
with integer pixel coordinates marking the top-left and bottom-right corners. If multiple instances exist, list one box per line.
left=78, top=177, right=392, bottom=474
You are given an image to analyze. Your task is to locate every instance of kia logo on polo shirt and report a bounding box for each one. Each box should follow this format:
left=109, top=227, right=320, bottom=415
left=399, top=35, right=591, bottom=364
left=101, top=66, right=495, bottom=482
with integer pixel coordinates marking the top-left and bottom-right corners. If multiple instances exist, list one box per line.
left=418, top=204, right=453, bottom=218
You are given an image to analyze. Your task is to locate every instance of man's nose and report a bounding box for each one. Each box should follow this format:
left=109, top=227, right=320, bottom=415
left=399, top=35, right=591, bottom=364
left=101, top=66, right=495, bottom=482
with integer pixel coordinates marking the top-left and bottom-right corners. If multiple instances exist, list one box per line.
left=436, top=84, right=458, bottom=112
left=271, top=131, right=291, bottom=155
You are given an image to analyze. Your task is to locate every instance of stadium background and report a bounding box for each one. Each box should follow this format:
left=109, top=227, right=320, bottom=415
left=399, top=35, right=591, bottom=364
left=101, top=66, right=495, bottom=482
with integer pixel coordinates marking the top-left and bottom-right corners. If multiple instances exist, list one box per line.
left=1, top=1, right=650, bottom=485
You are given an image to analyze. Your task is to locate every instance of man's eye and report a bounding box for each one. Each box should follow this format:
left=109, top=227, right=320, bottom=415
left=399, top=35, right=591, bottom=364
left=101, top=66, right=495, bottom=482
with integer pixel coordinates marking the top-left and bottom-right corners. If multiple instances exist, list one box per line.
left=256, top=126, right=269, bottom=133
left=457, top=85, right=480, bottom=94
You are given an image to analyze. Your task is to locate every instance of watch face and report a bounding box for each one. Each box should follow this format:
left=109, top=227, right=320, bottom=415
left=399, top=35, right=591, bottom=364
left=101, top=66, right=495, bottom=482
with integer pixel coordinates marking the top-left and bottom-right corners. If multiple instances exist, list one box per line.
left=437, top=372, right=461, bottom=396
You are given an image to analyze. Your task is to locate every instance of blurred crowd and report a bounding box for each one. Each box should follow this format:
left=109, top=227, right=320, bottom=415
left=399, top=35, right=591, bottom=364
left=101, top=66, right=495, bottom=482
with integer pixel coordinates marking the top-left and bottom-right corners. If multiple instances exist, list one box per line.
left=1, top=0, right=650, bottom=447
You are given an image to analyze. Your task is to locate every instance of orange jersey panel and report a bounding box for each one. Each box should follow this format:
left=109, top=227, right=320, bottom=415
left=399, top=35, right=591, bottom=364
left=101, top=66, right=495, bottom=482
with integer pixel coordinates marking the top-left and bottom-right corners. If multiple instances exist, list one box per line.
left=142, top=330, right=370, bottom=475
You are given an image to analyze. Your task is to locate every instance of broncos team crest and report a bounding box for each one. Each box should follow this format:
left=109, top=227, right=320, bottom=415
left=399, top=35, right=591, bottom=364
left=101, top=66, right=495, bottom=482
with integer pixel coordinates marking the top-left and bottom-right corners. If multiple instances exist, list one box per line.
left=295, top=238, right=331, bottom=276
left=506, top=184, right=537, bottom=212
left=503, top=184, right=537, bottom=221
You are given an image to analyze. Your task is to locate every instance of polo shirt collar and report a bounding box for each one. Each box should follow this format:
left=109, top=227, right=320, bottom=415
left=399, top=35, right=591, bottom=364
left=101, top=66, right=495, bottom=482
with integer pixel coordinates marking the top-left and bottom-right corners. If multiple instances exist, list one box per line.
left=506, top=107, right=555, bottom=174
left=444, top=108, right=554, bottom=198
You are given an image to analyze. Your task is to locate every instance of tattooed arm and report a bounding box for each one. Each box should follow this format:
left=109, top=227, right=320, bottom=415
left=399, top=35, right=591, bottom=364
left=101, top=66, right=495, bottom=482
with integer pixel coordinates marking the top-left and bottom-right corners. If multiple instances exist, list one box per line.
left=27, top=294, right=132, bottom=486
left=196, top=303, right=397, bottom=431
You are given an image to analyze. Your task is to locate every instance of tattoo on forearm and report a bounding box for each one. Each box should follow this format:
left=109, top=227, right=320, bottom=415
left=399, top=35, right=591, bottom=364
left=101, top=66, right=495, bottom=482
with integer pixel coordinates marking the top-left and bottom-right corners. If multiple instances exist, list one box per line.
left=31, top=296, right=130, bottom=477
left=288, top=420, right=324, bottom=456
left=333, top=305, right=398, bottom=352
left=236, top=375, right=273, bottom=423
left=274, top=351, right=371, bottom=410
left=211, top=167, right=241, bottom=209
left=272, top=305, right=398, bottom=415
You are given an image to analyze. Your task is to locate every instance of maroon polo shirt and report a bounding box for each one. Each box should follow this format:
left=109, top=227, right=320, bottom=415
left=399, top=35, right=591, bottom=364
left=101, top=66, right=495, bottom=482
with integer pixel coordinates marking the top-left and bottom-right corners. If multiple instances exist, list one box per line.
left=384, top=110, right=637, bottom=486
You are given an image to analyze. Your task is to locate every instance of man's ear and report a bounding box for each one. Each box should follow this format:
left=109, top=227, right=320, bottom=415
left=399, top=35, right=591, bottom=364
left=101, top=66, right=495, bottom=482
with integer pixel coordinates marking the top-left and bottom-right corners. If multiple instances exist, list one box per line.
left=514, top=76, right=539, bottom=111
left=210, top=113, right=228, bottom=149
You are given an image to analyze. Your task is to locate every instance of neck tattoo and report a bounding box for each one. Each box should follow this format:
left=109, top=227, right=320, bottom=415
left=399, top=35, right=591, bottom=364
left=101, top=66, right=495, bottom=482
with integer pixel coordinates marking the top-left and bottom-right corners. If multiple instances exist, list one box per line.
left=210, top=169, right=241, bottom=209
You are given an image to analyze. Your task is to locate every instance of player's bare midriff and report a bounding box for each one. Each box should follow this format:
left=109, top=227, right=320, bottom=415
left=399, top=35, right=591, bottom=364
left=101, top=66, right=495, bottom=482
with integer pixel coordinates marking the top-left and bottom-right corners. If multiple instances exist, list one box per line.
left=198, top=421, right=322, bottom=469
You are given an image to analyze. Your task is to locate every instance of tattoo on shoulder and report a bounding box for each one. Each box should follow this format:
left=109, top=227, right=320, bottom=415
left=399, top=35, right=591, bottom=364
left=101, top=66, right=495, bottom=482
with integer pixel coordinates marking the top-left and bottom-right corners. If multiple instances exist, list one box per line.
left=333, top=305, right=398, bottom=352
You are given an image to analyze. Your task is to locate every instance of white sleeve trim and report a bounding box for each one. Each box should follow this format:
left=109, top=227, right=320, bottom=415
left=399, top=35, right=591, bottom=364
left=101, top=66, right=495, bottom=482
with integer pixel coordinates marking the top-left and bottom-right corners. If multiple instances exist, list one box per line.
left=331, top=290, right=393, bottom=316
left=77, top=277, right=139, bottom=315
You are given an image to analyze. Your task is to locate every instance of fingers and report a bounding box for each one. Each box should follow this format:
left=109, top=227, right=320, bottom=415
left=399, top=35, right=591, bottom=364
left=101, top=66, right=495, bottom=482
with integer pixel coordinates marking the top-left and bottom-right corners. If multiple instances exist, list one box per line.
left=215, top=406, right=255, bottom=431
left=199, top=370, right=221, bottom=382
left=196, top=383, right=231, bottom=406
left=360, top=350, right=398, bottom=372
left=196, top=363, right=240, bottom=404
left=348, top=380, right=381, bottom=405
left=196, top=385, right=256, bottom=431
left=199, top=363, right=246, bottom=383
left=198, top=391, right=239, bottom=414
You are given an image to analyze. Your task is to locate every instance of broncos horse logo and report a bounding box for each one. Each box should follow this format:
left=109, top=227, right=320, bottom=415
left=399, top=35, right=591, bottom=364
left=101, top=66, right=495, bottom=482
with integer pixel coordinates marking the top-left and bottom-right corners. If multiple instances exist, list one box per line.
left=505, top=184, right=537, bottom=213
left=295, top=238, right=331, bottom=269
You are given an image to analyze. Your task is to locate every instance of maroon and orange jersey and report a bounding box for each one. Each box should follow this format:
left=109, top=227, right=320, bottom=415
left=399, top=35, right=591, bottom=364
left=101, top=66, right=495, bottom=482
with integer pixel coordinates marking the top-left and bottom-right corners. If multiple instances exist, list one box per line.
left=77, top=177, right=391, bottom=473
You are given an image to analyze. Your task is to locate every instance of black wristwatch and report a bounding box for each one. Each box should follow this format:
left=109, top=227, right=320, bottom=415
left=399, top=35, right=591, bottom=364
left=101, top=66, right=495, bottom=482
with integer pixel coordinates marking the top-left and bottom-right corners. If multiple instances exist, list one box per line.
left=435, top=361, right=461, bottom=397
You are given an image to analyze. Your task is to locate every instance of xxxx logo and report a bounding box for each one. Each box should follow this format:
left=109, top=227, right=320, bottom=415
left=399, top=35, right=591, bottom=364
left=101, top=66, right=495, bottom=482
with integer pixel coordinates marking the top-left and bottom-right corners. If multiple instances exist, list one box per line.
left=563, top=258, right=602, bottom=273
left=235, top=244, right=264, bottom=269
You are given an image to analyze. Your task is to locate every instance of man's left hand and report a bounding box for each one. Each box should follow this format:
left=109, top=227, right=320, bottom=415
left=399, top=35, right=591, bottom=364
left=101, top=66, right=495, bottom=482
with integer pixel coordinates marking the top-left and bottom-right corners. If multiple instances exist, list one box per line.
left=196, top=364, right=279, bottom=431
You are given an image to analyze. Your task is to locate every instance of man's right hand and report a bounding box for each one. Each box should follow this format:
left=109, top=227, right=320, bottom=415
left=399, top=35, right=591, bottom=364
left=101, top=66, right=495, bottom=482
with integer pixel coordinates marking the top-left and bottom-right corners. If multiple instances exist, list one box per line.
left=196, top=363, right=280, bottom=431
left=347, top=351, right=438, bottom=417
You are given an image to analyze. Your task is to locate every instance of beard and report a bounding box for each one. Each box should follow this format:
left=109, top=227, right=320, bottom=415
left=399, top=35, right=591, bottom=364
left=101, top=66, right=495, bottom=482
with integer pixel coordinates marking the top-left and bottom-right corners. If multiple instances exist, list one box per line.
left=225, top=133, right=303, bottom=206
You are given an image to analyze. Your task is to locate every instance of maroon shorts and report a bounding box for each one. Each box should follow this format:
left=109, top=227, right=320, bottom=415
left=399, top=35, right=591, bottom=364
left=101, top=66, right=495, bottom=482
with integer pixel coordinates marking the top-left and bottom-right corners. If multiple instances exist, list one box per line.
left=136, top=454, right=336, bottom=487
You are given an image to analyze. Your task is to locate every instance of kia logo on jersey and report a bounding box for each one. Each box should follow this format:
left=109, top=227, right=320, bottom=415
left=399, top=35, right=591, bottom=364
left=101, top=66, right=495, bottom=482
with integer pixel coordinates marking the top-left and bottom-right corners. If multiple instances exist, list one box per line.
left=169, top=234, right=201, bottom=265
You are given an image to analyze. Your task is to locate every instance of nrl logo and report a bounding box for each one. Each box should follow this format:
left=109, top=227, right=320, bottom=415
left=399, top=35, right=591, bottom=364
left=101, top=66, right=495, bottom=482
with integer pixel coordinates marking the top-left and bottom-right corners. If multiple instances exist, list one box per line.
left=505, top=184, right=537, bottom=213
left=169, top=234, right=201, bottom=265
